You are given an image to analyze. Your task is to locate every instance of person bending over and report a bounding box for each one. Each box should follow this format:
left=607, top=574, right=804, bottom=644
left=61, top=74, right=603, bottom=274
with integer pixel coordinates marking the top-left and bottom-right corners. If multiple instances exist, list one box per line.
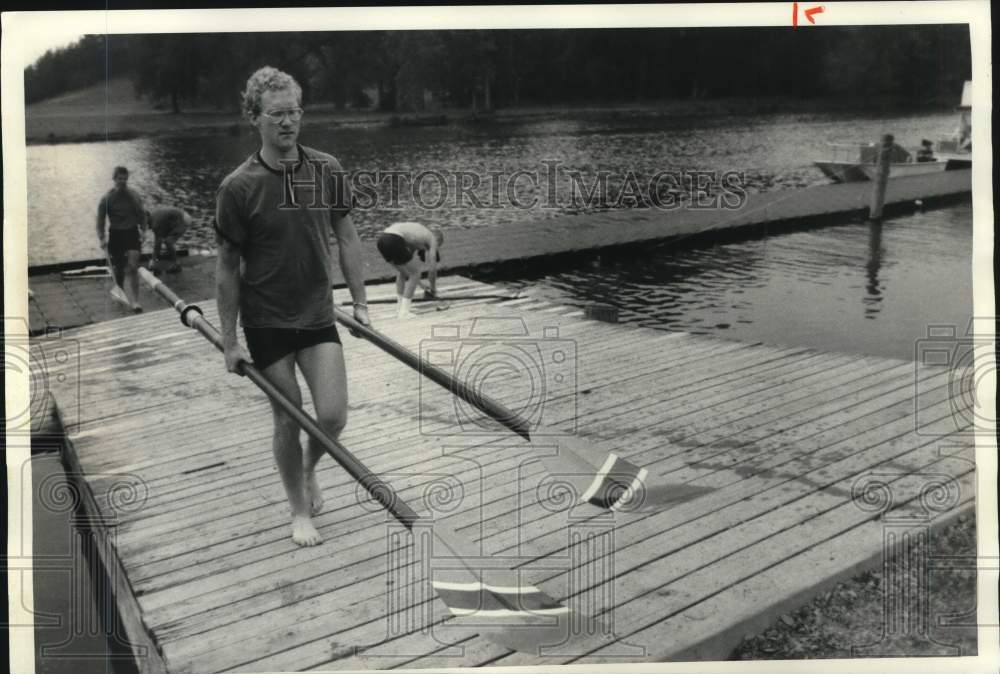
left=376, top=221, right=444, bottom=319
left=148, top=206, right=191, bottom=273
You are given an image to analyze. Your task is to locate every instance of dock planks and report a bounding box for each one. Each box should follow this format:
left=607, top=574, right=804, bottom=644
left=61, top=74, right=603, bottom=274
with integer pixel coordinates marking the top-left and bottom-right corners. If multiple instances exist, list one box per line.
left=39, top=275, right=974, bottom=672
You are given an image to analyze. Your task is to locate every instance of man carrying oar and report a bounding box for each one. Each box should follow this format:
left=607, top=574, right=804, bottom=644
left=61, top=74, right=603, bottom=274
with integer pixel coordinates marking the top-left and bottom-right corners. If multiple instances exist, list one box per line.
left=215, top=66, right=371, bottom=547
left=96, top=165, right=146, bottom=313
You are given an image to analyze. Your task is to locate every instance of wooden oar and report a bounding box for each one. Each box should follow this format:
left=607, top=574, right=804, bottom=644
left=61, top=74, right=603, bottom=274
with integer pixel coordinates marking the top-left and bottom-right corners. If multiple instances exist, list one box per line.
left=61, top=264, right=112, bottom=279
left=339, top=294, right=515, bottom=306
left=333, top=306, right=656, bottom=513
left=138, top=268, right=594, bottom=653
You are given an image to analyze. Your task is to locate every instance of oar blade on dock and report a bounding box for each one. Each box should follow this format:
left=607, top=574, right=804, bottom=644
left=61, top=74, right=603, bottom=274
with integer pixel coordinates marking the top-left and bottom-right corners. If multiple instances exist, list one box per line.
left=542, top=432, right=709, bottom=514
left=435, top=571, right=611, bottom=657
left=429, top=523, right=585, bottom=655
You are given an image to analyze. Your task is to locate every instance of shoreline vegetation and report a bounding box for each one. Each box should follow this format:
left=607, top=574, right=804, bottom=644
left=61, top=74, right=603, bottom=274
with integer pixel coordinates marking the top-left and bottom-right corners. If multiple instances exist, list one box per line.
left=25, top=78, right=957, bottom=146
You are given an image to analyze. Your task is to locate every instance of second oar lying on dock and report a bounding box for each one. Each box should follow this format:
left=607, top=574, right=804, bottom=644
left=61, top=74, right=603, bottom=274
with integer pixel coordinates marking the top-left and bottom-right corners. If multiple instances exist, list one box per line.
left=339, top=294, right=518, bottom=306
left=333, top=306, right=653, bottom=514
left=138, top=268, right=597, bottom=654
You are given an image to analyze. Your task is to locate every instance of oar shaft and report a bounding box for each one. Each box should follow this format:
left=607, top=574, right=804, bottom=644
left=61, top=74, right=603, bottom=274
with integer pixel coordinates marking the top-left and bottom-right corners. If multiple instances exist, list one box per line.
left=339, top=294, right=510, bottom=305
left=333, top=306, right=531, bottom=440
left=139, top=269, right=420, bottom=528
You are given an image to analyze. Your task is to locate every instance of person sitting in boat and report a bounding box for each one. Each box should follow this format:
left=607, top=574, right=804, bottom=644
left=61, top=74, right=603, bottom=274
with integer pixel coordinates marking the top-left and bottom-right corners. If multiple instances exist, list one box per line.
left=916, top=139, right=936, bottom=163
left=147, top=206, right=192, bottom=274
left=376, top=221, right=444, bottom=319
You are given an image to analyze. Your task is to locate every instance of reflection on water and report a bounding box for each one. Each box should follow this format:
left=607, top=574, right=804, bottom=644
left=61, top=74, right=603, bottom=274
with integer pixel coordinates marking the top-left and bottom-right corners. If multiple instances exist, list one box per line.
left=27, top=109, right=956, bottom=266
left=474, top=203, right=972, bottom=361
left=864, top=221, right=885, bottom=318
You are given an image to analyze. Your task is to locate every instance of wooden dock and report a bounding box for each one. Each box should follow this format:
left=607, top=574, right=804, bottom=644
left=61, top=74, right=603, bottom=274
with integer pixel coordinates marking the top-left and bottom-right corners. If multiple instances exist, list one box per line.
left=39, top=275, right=974, bottom=672
left=27, top=169, right=970, bottom=334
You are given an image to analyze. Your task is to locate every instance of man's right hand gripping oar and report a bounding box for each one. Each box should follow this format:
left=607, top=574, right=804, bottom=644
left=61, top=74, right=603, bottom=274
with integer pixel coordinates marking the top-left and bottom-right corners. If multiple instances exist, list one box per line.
left=217, top=241, right=253, bottom=376
left=223, top=339, right=253, bottom=375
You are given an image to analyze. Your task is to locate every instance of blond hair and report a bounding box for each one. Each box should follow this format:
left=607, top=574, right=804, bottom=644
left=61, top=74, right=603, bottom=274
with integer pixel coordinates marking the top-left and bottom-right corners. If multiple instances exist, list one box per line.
left=240, top=66, right=302, bottom=120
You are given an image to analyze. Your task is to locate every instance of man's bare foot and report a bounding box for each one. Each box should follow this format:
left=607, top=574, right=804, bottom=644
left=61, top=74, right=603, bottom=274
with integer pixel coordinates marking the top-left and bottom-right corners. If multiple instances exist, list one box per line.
left=305, top=472, right=324, bottom=516
left=291, top=516, right=323, bottom=546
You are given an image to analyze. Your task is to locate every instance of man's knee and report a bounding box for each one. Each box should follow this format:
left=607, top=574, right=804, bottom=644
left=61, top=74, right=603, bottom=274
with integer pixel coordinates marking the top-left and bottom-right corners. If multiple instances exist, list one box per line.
left=316, top=406, right=347, bottom=437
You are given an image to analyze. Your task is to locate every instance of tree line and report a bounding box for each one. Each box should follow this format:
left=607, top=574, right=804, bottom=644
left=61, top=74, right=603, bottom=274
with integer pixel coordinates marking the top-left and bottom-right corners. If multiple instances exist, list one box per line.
left=25, top=26, right=970, bottom=112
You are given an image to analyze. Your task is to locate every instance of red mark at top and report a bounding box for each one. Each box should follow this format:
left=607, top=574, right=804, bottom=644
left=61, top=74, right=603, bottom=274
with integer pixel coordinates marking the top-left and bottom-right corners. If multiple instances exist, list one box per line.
left=793, top=2, right=825, bottom=26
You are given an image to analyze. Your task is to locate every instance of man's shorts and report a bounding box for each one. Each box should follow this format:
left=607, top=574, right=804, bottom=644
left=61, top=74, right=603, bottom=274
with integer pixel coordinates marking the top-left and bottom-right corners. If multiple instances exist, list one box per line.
left=376, top=232, right=414, bottom=266
left=107, top=228, right=141, bottom=264
left=243, top=324, right=341, bottom=371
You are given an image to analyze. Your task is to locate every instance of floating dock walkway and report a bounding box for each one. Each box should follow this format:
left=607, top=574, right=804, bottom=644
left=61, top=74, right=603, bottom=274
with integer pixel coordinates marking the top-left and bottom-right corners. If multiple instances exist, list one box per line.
left=40, top=275, right=974, bottom=672
left=28, top=169, right=971, bottom=334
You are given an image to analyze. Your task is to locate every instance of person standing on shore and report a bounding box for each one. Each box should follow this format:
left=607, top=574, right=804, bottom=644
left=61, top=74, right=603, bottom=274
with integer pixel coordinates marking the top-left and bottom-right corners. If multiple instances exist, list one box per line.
left=214, top=66, right=370, bottom=547
left=147, top=206, right=191, bottom=274
left=376, top=221, right=444, bottom=319
left=96, top=166, right=146, bottom=312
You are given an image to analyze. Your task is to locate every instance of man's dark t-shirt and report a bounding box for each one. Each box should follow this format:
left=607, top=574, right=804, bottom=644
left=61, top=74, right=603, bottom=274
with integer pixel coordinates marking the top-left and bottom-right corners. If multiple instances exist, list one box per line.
left=98, top=187, right=145, bottom=231
left=215, top=145, right=353, bottom=329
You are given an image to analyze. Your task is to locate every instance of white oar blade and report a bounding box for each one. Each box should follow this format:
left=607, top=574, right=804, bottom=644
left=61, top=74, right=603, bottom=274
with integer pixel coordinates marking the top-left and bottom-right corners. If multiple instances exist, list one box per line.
left=109, top=284, right=131, bottom=307
left=429, top=524, right=583, bottom=654
left=433, top=567, right=604, bottom=656
left=542, top=432, right=709, bottom=514
left=432, top=576, right=568, bottom=617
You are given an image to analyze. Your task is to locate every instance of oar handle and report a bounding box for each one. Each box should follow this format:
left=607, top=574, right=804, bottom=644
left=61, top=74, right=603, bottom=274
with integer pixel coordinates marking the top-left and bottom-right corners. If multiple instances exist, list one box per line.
left=139, top=268, right=420, bottom=528
left=333, top=306, right=531, bottom=440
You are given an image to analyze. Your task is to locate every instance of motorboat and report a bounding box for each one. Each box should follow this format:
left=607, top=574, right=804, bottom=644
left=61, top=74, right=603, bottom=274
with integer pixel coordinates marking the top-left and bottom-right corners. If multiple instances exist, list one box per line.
left=814, top=142, right=947, bottom=183
left=814, top=80, right=971, bottom=183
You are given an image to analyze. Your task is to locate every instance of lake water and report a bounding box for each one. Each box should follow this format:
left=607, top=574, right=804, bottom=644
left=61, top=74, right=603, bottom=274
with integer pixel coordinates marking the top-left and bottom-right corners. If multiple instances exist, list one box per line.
left=26, top=108, right=972, bottom=361
left=26, top=109, right=956, bottom=267
left=473, top=202, right=973, bottom=361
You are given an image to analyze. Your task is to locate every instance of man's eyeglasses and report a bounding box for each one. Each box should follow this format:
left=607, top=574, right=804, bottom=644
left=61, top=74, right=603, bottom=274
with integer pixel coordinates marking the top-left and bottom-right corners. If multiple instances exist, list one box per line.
left=260, top=108, right=303, bottom=123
